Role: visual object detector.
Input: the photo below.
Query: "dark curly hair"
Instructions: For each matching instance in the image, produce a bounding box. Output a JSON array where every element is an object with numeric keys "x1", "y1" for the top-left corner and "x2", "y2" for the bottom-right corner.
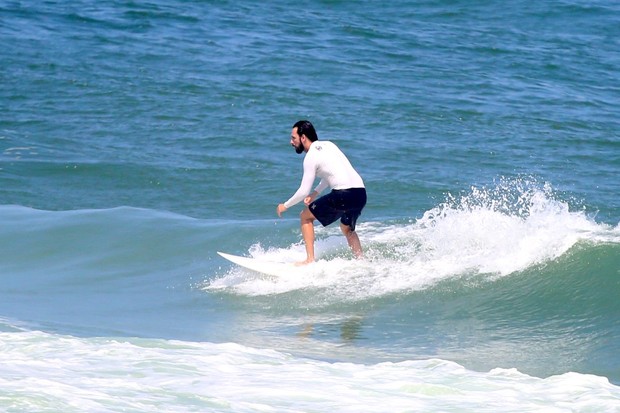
[{"x1": 293, "y1": 120, "x2": 318, "y2": 142}]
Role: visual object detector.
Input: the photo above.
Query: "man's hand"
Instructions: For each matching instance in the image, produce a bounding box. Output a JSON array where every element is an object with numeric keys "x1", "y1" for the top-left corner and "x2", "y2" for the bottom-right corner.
[
  {"x1": 277, "y1": 203, "x2": 287, "y2": 217},
  {"x1": 304, "y1": 191, "x2": 318, "y2": 206}
]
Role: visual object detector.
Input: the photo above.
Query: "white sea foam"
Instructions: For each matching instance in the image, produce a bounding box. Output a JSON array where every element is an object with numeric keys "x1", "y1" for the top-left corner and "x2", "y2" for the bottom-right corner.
[
  {"x1": 0, "y1": 329, "x2": 618, "y2": 413},
  {"x1": 207, "y1": 179, "x2": 616, "y2": 299}
]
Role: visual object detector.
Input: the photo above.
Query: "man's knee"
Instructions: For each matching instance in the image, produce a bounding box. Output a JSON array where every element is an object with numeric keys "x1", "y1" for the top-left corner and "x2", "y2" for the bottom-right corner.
[
  {"x1": 300, "y1": 208, "x2": 315, "y2": 223},
  {"x1": 340, "y1": 222, "x2": 354, "y2": 236}
]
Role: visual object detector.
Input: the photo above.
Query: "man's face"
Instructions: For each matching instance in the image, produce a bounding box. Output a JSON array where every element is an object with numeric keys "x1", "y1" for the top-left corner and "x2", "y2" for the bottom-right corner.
[{"x1": 290, "y1": 128, "x2": 304, "y2": 154}]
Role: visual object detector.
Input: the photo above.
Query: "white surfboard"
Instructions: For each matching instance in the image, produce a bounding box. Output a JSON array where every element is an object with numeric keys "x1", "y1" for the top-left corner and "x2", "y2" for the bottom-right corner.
[{"x1": 217, "y1": 251, "x2": 305, "y2": 277}]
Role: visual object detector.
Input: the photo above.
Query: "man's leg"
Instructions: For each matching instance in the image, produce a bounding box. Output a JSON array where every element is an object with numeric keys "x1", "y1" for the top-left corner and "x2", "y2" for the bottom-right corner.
[
  {"x1": 298, "y1": 207, "x2": 316, "y2": 265},
  {"x1": 340, "y1": 223, "x2": 363, "y2": 259}
]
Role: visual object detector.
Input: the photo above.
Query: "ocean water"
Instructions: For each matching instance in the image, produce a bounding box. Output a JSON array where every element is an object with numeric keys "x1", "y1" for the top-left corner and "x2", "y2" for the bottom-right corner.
[{"x1": 1, "y1": 0, "x2": 620, "y2": 411}]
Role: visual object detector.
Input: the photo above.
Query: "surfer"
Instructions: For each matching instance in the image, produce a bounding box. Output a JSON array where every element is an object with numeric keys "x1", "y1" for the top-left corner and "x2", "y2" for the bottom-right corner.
[{"x1": 277, "y1": 120, "x2": 367, "y2": 265}]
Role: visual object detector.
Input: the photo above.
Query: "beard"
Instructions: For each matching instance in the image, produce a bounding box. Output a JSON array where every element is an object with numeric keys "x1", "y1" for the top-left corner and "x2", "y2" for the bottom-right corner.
[{"x1": 294, "y1": 142, "x2": 304, "y2": 154}]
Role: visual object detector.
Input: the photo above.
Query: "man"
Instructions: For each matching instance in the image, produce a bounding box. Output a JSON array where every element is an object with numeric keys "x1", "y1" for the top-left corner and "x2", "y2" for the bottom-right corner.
[{"x1": 277, "y1": 120, "x2": 367, "y2": 265}]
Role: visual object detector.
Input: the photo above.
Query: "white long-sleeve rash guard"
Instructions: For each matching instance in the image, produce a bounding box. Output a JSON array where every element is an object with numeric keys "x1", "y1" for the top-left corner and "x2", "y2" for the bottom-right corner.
[{"x1": 283, "y1": 140, "x2": 365, "y2": 209}]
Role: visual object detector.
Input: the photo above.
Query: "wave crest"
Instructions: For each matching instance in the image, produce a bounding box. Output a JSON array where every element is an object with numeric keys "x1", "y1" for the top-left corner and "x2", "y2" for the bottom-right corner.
[{"x1": 209, "y1": 178, "x2": 616, "y2": 300}]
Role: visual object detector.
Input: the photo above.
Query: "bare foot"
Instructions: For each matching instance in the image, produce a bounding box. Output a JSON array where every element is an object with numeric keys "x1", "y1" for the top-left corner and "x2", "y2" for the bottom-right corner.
[{"x1": 294, "y1": 259, "x2": 314, "y2": 266}]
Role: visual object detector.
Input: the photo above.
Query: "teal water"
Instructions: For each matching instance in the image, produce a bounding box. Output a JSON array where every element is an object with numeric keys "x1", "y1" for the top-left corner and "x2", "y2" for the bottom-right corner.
[{"x1": 1, "y1": 1, "x2": 620, "y2": 411}]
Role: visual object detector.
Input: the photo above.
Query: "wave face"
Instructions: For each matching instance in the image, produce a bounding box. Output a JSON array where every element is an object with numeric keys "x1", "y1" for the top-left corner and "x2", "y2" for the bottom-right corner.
[{"x1": 0, "y1": 179, "x2": 618, "y2": 387}]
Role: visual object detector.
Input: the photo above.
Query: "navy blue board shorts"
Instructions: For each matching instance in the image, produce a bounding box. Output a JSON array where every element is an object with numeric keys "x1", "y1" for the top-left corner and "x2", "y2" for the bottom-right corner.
[{"x1": 309, "y1": 187, "x2": 367, "y2": 231}]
